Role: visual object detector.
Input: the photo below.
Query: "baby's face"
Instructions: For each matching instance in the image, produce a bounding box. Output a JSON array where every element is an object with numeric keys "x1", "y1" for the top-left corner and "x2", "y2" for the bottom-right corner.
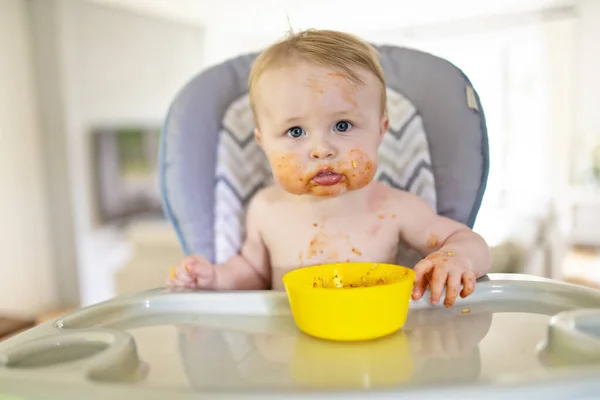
[{"x1": 253, "y1": 62, "x2": 388, "y2": 197}]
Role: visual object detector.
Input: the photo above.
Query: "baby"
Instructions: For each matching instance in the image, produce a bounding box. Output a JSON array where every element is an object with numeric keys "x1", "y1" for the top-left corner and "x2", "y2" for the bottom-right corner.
[{"x1": 168, "y1": 30, "x2": 491, "y2": 308}]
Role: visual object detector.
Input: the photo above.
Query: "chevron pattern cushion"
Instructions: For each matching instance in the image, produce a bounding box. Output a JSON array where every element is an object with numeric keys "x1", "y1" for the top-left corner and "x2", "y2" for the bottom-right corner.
[{"x1": 214, "y1": 88, "x2": 437, "y2": 264}]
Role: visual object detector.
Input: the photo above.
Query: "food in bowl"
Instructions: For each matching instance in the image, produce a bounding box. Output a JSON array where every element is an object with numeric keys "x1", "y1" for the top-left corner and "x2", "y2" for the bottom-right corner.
[{"x1": 312, "y1": 263, "x2": 399, "y2": 288}]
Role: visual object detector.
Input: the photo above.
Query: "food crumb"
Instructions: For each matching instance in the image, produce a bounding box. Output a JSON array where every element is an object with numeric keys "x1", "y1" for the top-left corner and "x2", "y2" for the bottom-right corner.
[
  {"x1": 352, "y1": 248, "x2": 362, "y2": 256},
  {"x1": 169, "y1": 266, "x2": 176, "y2": 279},
  {"x1": 313, "y1": 282, "x2": 318, "y2": 288},
  {"x1": 427, "y1": 233, "x2": 439, "y2": 249},
  {"x1": 351, "y1": 160, "x2": 357, "y2": 169},
  {"x1": 461, "y1": 307, "x2": 471, "y2": 314},
  {"x1": 332, "y1": 273, "x2": 343, "y2": 288},
  {"x1": 448, "y1": 251, "x2": 455, "y2": 256},
  {"x1": 313, "y1": 223, "x2": 317, "y2": 227},
  {"x1": 377, "y1": 214, "x2": 384, "y2": 219},
  {"x1": 392, "y1": 214, "x2": 396, "y2": 218}
]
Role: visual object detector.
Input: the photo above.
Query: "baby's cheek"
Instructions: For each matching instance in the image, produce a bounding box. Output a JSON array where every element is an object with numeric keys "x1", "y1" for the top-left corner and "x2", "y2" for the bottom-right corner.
[
  {"x1": 345, "y1": 149, "x2": 376, "y2": 190},
  {"x1": 269, "y1": 154, "x2": 309, "y2": 195}
]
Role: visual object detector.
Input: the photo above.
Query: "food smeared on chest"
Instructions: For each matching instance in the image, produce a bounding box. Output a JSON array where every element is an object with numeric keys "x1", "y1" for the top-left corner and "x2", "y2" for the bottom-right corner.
[
  {"x1": 307, "y1": 231, "x2": 329, "y2": 259},
  {"x1": 303, "y1": 218, "x2": 362, "y2": 264}
]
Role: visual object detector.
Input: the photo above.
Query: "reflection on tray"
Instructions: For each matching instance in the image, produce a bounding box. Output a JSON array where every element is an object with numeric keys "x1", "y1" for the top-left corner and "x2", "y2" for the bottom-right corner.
[{"x1": 175, "y1": 309, "x2": 493, "y2": 390}]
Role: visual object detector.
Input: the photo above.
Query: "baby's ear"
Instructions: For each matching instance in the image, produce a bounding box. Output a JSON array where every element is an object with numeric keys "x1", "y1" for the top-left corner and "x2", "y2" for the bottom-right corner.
[
  {"x1": 254, "y1": 127, "x2": 262, "y2": 146},
  {"x1": 379, "y1": 115, "x2": 389, "y2": 143}
]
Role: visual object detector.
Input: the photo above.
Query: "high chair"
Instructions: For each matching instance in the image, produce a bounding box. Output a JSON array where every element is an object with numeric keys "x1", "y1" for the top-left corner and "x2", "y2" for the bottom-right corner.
[{"x1": 158, "y1": 45, "x2": 489, "y2": 266}]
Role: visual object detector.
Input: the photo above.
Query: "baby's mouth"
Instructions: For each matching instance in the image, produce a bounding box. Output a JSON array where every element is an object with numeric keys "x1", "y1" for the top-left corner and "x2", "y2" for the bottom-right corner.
[{"x1": 311, "y1": 169, "x2": 343, "y2": 186}]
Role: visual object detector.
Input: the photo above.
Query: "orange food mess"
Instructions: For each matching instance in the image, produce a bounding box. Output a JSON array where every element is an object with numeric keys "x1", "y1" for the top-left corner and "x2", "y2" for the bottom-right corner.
[
  {"x1": 326, "y1": 72, "x2": 359, "y2": 108},
  {"x1": 352, "y1": 248, "x2": 362, "y2": 256},
  {"x1": 327, "y1": 250, "x2": 339, "y2": 261},
  {"x1": 427, "y1": 233, "x2": 439, "y2": 249},
  {"x1": 307, "y1": 231, "x2": 331, "y2": 260},
  {"x1": 305, "y1": 77, "x2": 325, "y2": 95},
  {"x1": 311, "y1": 264, "x2": 406, "y2": 289},
  {"x1": 269, "y1": 149, "x2": 376, "y2": 197}
]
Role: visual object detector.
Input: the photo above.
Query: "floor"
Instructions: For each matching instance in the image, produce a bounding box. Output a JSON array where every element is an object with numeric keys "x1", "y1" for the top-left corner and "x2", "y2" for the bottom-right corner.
[{"x1": 561, "y1": 246, "x2": 600, "y2": 289}]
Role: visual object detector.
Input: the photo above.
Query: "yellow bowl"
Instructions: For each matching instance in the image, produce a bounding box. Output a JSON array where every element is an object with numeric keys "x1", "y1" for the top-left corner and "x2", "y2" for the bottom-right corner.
[{"x1": 282, "y1": 262, "x2": 415, "y2": 341}]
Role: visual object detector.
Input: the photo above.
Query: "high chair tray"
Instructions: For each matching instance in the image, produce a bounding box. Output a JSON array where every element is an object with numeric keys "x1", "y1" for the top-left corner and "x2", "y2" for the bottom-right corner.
[{"x1": 1, "y1": 274, "x2": 600, "y2": 399}]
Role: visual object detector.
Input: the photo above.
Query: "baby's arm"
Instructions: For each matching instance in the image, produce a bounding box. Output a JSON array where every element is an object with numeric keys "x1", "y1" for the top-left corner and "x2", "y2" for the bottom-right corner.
[
  {"x1": 168, "y1": 193, "x2": 271, "y2": 291},
  {"x1": 398, "y1": 193, "x2": 491, "y2": 307}
]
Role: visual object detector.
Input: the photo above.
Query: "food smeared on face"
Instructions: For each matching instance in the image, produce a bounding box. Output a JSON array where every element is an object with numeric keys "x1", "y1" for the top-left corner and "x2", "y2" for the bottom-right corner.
[{"x1": 269, "y1": 149, "x2": 375, "y2": 197}]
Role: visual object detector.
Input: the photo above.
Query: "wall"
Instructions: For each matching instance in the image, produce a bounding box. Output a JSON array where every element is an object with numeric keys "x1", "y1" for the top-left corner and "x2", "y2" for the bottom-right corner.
[
  {"x1": 0, "y1": 0, "x2": 57, "y2": 315},
  {"x1": 573, "y1": 0, "x2": 600, "y2": 179},
  {"x1": 29, "y1": 0, "x2": 204, "y2": 307}
]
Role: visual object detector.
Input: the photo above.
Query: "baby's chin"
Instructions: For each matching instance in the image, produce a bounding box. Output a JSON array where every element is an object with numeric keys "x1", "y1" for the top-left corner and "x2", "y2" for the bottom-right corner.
[{"x1": 278, "y1": 177, "x2": 373, "y2": 199}]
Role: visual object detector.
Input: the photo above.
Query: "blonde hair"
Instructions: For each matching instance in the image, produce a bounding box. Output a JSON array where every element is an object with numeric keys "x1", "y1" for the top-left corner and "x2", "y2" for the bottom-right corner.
[{"x1": 248, "y1": 29, "x2": 387, "y2": 116}]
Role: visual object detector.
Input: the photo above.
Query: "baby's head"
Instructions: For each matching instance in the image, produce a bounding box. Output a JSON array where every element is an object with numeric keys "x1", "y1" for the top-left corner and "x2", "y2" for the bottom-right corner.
[{"x1": 249, "y1": 29, "x2": 389, "y2": 198}]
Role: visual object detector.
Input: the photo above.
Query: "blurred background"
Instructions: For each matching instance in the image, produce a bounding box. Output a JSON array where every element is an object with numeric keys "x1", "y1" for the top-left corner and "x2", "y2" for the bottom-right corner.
[{"x1": 1, "y1": 0, "x2": 599, "y2": 331}]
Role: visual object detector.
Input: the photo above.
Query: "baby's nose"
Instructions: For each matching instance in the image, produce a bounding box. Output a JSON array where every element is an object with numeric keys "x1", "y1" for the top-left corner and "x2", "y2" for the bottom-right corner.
[
  {"x1": 309, "y1": 139, "x2": 337, "y2": 160},
  {"x1": 310, "y1": 147, "x2": 336, "y2": 160}
]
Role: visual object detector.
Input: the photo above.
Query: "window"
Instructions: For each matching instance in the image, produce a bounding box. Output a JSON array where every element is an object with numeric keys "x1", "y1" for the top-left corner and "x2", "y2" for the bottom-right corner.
[{"x1": 383, "y1": 18, "x2": 574, "y2": 245}]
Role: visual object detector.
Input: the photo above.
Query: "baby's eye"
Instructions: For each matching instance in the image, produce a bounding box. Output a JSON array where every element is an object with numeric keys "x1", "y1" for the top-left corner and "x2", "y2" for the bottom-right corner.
[
  {"x1": 334, "y1": 120, "x2": 352, "y2": 133},
  {"x1": 286, "y1": 126, "x2": 305, "y2": 138}
]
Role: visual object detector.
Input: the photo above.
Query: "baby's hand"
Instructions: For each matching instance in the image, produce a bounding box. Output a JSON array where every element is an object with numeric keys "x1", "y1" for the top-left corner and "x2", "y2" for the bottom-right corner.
[
  {"x1": 412, "y1": 251, "x2": 476, "y2": 308},
  {"x1": 167, "y1": 255, "x2": 216, "y2": 290}
]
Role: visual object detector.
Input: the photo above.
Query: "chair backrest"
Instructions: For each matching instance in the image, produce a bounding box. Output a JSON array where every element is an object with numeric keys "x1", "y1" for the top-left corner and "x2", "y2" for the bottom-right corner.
[{"x1": 159, "y1": 45, "x2": 489, "y2": 265}]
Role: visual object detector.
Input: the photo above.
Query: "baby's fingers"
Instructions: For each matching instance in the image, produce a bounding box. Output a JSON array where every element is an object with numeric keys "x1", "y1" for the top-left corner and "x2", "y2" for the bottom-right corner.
[
  {"x1": 429, "y1": 267, "x2": 448, "y2": 305},
  {"x1": 460, "y1": 271, "x2": 477, "y2": 298},
  {"x1": 412, "y1": 259, "x2": 434, "y2": 300},
  {"x1": 167, "y1": 266, "x2": 184, "y2": 289},
  {"x1": 167, "y1": 264, "x2": 195, "y2": 289},
  {"x1": 443, "y1": 272, "x2": 462, "y2": 308}
]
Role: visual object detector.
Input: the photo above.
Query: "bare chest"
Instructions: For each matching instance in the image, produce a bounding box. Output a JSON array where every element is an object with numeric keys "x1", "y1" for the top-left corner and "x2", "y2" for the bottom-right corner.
[{"x1": 261, "y1": 211, "x2": 401, "y2": 288}]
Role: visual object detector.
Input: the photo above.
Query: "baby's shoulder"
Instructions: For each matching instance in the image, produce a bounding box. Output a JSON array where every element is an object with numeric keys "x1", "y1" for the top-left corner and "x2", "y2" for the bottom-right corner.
[
  {"x1": 372, "y1": 182, "x2": 433, "y2": 213},
  {"x1": 246, "y1": 184, "x2": 286, "y2": 212},
  {"x1": 372, "y1": 181, "x2": 418, "y2": 203}
]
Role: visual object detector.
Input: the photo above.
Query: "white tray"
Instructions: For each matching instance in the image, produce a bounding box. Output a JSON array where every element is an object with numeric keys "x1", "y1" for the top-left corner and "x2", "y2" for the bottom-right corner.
[{"x1": 1, "y1": 274, "x2": 600, "y2": 399}]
